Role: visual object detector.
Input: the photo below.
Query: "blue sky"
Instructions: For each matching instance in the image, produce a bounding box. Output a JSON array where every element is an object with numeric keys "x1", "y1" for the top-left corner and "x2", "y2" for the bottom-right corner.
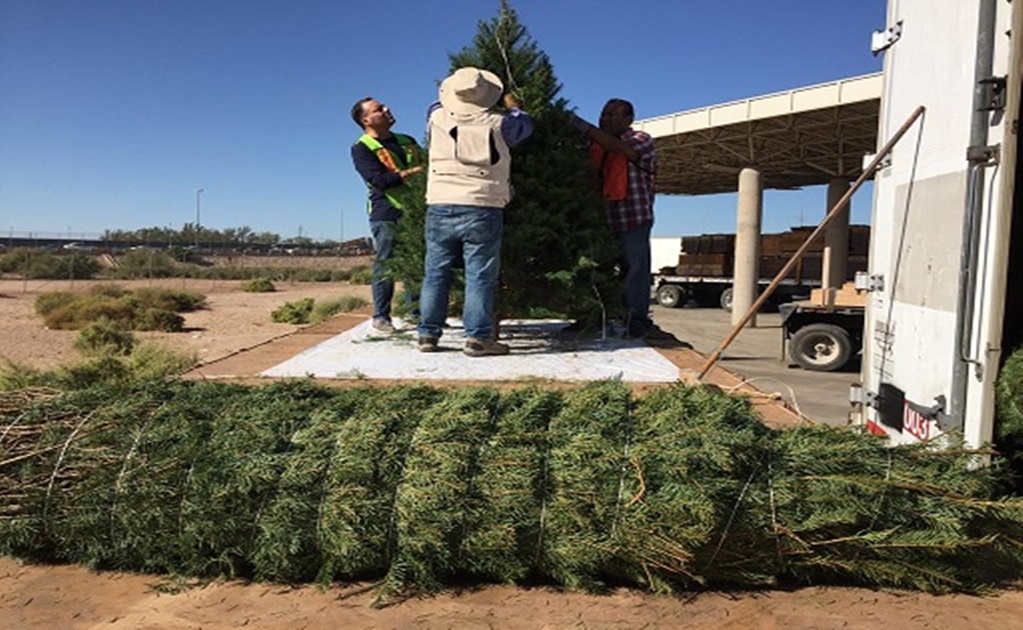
[{"x1": 0, "y1": 0, "x2": 886, "y2": 242}]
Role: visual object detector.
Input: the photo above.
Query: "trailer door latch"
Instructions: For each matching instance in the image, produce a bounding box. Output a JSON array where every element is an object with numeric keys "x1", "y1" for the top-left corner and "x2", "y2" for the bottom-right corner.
[{"x1": 907, "y1": 395, "x2": 954, "y2": 430}]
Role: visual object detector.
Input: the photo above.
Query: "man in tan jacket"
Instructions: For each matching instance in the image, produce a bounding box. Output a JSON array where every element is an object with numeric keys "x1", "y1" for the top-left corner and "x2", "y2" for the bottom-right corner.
[{"x1": 416, "y1": 67, "x2": 533, "y2": 356}]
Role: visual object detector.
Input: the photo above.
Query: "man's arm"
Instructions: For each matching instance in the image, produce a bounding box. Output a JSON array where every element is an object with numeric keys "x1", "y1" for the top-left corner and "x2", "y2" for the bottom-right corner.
[
  {"x1": 500, "y1": 94, "x2": 534, "y2": 147},
  {"x1": 568, "y1": 113, "x2": 640, "y2": 161},
  {"x1": 351, "y1": 142, "x2": 420, "y2": 190}
]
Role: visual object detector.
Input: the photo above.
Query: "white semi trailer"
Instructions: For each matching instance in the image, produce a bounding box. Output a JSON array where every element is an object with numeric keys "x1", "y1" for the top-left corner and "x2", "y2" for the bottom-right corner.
[{"x1": 855, "y1": 0, "x2": 1023, "y2": 448}]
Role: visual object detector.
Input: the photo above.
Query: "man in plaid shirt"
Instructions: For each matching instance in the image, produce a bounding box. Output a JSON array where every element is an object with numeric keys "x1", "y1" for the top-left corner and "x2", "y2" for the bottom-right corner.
[{"x1": 572, "y1": 98, "x2": 657, "y2": 337}]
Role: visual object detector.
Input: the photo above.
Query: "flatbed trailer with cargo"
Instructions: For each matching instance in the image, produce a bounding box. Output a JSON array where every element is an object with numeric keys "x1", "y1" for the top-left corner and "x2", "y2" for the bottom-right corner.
[
  {"x1": 653, "y1": 225, "x2": 869, "y2": 311},
  {"x1": 654, "y1": 274, "x2": 816, "y2": 311}
]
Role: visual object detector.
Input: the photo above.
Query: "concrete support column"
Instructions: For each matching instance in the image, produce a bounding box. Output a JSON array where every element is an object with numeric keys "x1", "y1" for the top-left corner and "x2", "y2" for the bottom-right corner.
[
  {"x1": 733, "y1": 167, "x2": 763, "y2": 326},
  {"x1": 822, "y1": 178, "x2": 851, "y2": 290}
]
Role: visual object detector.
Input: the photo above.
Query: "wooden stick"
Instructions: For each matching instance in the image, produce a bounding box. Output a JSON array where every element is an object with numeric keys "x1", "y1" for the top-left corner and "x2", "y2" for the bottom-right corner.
[{"x1": 696, "y1": 105, "x2": 926, "y2": 381}]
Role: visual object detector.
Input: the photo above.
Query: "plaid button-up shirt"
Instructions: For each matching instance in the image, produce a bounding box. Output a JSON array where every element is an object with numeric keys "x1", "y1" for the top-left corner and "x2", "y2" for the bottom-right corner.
[{"x1": 606, "y1": 129, "x2": 655, "y2": 233}]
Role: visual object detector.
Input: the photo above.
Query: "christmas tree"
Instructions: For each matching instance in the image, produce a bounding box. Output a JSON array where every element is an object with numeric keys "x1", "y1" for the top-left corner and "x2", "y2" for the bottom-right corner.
[{"x1": 390, "y1": 1, "x2": 622, "y2": 328}]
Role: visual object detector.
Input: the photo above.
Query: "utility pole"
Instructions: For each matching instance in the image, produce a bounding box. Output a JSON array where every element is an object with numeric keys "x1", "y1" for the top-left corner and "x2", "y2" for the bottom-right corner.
[{"x1": 194, "y1": 188, "x2": 204, "y2": 247}]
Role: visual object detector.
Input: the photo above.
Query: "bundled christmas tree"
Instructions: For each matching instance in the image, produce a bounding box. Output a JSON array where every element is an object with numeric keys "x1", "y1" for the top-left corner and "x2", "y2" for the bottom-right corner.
[
  {"x1": 4, "y1": 379, "x2": 1023, "y2": 602},
  {"x1": 390, "y1": 1, "x2": 622, "y2": 327},
  {"x1": 996, "y1": 346, "x2": 1023, "y2": 491}
]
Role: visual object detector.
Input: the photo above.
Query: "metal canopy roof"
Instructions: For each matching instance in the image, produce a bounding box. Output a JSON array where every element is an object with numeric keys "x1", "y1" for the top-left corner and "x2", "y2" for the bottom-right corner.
[{"x1": 633, "y1": 73, "x2": 882, "y2": 195}]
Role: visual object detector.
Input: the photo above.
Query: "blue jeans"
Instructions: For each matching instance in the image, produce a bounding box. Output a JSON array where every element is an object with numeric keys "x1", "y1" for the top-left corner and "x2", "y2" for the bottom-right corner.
[
  {"x1": 418, "y1": 204, "x2": 503, "y2": 340},
  {"x1": 370, "y1": 220, "x2": 397, "y2": 323},
  {"x1": 616, "y1": 223, "x2": 653, "y2": 334}
]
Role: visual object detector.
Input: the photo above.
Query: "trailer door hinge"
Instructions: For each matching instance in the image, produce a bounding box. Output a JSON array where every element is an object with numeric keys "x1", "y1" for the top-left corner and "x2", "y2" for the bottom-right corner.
[
  {"x1": 871, "y1": 21, "x2": 903, "y2": 55},
  {"x1": 863, "y1": 152, "x2": 892, "y2": 172},
  {"x1": 850, "y1": 383, "x2": 878, "y2": 407},
  {"x1": 978, "y1": 76, "x2": 1008, "y2": 113},
  {"x1": 854, "y1": 272, "x2": 884, "y2": 293}
]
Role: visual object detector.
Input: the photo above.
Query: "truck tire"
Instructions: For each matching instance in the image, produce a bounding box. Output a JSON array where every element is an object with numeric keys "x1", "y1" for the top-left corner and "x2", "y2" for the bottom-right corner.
[
  {"x1": 656, "y1": 284, "x2": 685, "y2": 308},
  {"x1": 789, "y1": 323, "x2": 853, "y2": 372},
  {"x1": 719, "y1": 287, "x2": 734, "y2": 311}
]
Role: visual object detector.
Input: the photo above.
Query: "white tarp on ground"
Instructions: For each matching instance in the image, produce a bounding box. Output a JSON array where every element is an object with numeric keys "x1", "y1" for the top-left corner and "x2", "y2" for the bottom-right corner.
[{"x1": 261, "y1": 318, "x2": 680, "y2": 382}]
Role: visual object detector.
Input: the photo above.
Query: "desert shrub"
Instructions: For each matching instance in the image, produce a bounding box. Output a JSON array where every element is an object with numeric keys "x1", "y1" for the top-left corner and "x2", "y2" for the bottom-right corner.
[
  {"x1": 243, "y1": 277, "x2": 276, "y2": 293},
  {"x1": 291, "y1": 269, "x2": 337, "y2": 282},
  {"x1": 19, "y1": 254, "x2": 63, "y2": 279},
  {"x1": 194, "y1": 266, "x2": 264, "y2": 280},
  {"x1": 132, "y1": 287, "x2": 205, "y2": 312},
  {"x1": 135, "y1": 308, "x2": 185, "y2": 332},
  {"x1": 33, "y1": 287, "x2": 205, "y2": 330},
  {"x1": 34, "y1": 292, "x2": 77, "y2": 317},
  {"x1": 87, "y1": 283, "x2": 131, "y2": 299},
  {"x1": 0, "y1": 360, "x2": 51, "y2": 390},
  {"x1": 21, "y1": 253, "x2": 100, "y2": 280},
  {"x1": 74, "y1": 319, "x2": 136, "y2": 356},
  {"x1": 126, "y1": 342, "x2": 198, "y2": 379},
  {"x1": 0, "y1": 345, "x2": 195, "y2": 394},
  {"x1": 191, "y1": 266, "x2": 339, "y2": 281},
  {"x1": 271, "y1": 298, "x2": 315, "y2": 324},
  {"x1": 346, "y1": 265, "x2": 372, "y2": 285},
  {"x1": 0, "y1": 248, "x2": 35, "y2": 273},
  {"x1": 42, "y1": 296, "x2": 136, "y2": 330},
  {"x1": 55, "y1": 355, "x2": 132, "y2": 388},
  {"x1": 310, "y1": 296, "x2": 368, "y2": 323},
  {"x1": 116, "y1": 248, "x2": 179, "y2": 278},
  {"x1": 76, "y1": 297, "x2": 137, "y2": 325},
  {"x1": 0, "y1": 341, "x2": 195, "y2": 392}
]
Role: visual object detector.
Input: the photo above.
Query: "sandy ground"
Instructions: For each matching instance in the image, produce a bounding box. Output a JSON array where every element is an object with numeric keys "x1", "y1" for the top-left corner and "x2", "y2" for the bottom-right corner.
[
  {"x1": 0, "y1": 277, "x2": 373, "y2": 371},
  {"x1": 1, "y1": 277, "x2": 1022, "y2": 628},
  {"x1": 2, "y1": 556, "x2": 1021, "y2": 630}
]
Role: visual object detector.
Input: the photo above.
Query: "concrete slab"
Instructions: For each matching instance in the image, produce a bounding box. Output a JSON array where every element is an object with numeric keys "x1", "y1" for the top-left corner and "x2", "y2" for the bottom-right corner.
[
  {"x1": 651, "y1": 304, "x2": 858, "y2": 427},
  {"x1": 260, "y1": 319, "x2": 680, "y2": 383}
]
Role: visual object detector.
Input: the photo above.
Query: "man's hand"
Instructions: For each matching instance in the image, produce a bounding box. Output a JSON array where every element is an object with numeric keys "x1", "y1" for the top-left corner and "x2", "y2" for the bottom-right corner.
[
  {"x1": 400, "y1": 165, "x2": 424, "y2": 179},
  {"x1": 503, "y1": 93, "x2": 522, "y2": 110}
]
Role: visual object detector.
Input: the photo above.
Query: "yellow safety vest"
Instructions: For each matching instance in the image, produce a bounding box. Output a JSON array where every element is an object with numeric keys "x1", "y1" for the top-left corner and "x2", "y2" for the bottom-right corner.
[{"x1": 356, "y1": 133, "x2": 422, "y2": 211}]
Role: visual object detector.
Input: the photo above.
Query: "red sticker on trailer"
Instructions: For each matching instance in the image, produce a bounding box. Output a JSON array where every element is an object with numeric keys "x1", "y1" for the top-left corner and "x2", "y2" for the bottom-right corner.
[
  {"x1": 903, "y1": 403, "x2": 930, "y2": 441},
  {"x1": 866, "y1": 420, "x2": 888, "y2": 436}
]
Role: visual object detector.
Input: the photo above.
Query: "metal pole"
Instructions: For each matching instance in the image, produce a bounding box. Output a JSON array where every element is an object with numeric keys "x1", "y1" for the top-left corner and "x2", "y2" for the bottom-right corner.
[
  {"x1": 950, "y1": 0, "x2": 999, "y2": 429},
  {"x1": 695, "y1": 105, "x2": 927, "y2": 381},
  {"x1": 194, "y1": 188, "x2": 204, "y2": 248}
]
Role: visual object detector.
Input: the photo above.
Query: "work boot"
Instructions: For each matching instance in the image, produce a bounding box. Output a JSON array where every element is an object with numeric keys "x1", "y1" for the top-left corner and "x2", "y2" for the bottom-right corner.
[
  {"x1": 417, "y1": 336, "x2": 439, "y2": 352},
  {"x1": 463, "y1": 337, "x2": 510, "y2": 357}
]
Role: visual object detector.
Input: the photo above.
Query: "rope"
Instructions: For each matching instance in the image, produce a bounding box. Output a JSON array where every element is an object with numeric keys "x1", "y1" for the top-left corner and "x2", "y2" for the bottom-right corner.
[
  {"x1": 43, "y1": 410, "x2": 97, "y2": 521},
  {"x1": 109, "y1": 410, "x2": 160, "y2": 531},
  {"x1": 314, "y1": 425, "x2": 348, "y2": 559},
  {"x1": 611, "y1": 424, "x2": 634, "y2": 538},
  {"x1": 767, "y1": 453, "x2": 781, "y2": 560},
  {"x1": 492, "y1": 12, "x2": 522, "y2": 101},
  {"x1": 701, "y1": 466, "x2": 757, "y2": 574},
  {"x1": 535, "y1": 403, "x2": 557, "y2": 567},
  {"x1": 726, "y1": 376, "x2": 805, "y2": 419}
]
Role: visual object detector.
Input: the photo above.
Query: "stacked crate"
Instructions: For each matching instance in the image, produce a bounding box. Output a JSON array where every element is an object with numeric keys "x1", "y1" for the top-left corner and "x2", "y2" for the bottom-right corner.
[{"x1": 673, "y1": 225, "x2": 870, "y2": 281}]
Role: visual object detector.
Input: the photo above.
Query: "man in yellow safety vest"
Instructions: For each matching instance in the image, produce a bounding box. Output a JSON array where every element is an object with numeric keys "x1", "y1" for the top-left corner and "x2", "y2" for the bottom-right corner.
[{"x1": 350, "y1": 97, "x2": 424, "y2": 333}]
